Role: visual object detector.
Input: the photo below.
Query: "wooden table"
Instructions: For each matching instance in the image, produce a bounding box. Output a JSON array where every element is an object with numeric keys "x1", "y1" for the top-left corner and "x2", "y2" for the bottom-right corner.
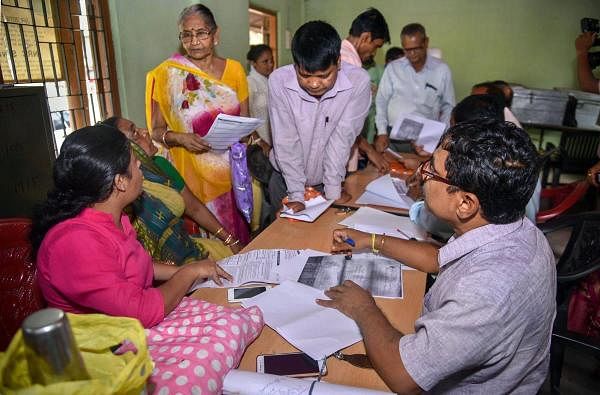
[{"x1": 192, "y1": 208, "x2": 426, "y2": 391}]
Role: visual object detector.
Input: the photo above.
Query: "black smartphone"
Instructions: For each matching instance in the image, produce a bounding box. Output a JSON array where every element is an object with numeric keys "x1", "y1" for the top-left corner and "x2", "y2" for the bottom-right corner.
[
  {"x1": 227, "y1": 286, "x2": 270, "y2": 302},
  {"x1": 256, "y1": 352, "x2": 325, "y2": 377}
]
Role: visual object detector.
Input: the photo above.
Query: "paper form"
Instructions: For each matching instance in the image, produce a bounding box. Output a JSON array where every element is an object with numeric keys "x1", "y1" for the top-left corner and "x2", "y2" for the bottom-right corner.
[
  {"x1": 280, "y1": 196, "x2": 334, "y2": 222},
  {"x1": 203, "y1": 113, "x2": 264, "y2": 150},
  {"x1": 390, "y1": 113, "x2": 446, "y2": 153},
  {"x1": 355, "y1": 174, "x2": 414, "y2": 209},
  {"x1": 339, "y1": 206, "x2": 428, "y2": 241}
]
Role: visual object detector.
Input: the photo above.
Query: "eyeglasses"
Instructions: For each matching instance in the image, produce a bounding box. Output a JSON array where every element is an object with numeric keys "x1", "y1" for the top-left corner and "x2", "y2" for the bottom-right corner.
[
  {"x1": 417, "y1": 159, "x2": 454, "y2": 186},
  {"x1": 403, "y1": 46, "x2": 425, "y2": 54},
  {"x1": 179, "y1": 29, "x2": 213, "y2": 43}
]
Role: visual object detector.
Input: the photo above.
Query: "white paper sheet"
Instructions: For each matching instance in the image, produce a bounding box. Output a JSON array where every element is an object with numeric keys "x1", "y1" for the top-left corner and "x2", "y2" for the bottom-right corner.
[
  {"x1": 203, "y1": 113, "x2": 264, "y2": 150},
  {"x1": 355, "y1": 174, "x2": 414, "y2": 210},
  {"x1": 188, "y1": 249, "x2": 302, "y2": 292},
  {"x1": 389, "y1": 113, "x2": 446, "y2": 153},
  {"x1": 223, "y1": 370, "x2": 393, "y2": 394},
  {"x1": 280, "y1": 196, "x2": 334, "y2": 222},
  {"x1": 339, "y1": 206, "x2": 428, "y2": 241},
  {"x1": 242, "y1": 281, "x2": 362, "y2": 360}
]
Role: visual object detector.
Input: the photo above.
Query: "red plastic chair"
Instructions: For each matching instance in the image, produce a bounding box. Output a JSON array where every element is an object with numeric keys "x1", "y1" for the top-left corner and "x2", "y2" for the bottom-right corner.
[
  {"x1": 0, "y1": 218, "x2": 46, "y2": 350},
  {"x1": 536, "y1": 181, "x2": 590, "y2": 224}
]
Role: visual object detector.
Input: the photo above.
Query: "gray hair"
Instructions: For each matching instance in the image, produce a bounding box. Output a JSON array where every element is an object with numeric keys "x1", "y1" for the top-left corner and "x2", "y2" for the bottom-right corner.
[{"x1": 178, "y1": 4, "x2": 217, "y2": 30}]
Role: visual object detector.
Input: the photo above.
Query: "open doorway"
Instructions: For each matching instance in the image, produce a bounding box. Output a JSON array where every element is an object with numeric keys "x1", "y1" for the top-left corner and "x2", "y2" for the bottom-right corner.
[{"x1": 249, "y1": 6, "x2": 277, "y2": 67}]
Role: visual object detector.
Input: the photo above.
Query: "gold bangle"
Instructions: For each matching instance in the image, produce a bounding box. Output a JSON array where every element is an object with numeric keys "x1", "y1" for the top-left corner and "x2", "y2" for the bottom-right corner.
[
  {"x1": 161, "y1": 130, "x2": 171, "y2": 148},
  {"x1": 162, "y1": 260, "x2": 176, "y2": 266},
  {"x1": 215, "y1": 227, "x2": 225, "y2": 237},
  {"x1": 224, "y1": 234, "x2": 233, "y2": 245},
  {"x1": 380, "y1": 234, "x2": 386, "y2": 253},
  {"x1": 371, "y1": 233, "x2": 379, "y2": 254},
  {"x1": 229, "y1": 239, "x2": 240, "y2": 247}
]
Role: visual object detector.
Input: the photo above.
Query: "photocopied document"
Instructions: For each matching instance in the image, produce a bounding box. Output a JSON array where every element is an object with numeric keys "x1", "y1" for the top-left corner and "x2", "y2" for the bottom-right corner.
[
  {"x1": 298, "y1": 253, "x2": 404, "y2": 299},
  {"x1": 390, "y1": 113, "x2": 446, "y2": 153},
  {"x1": 188, "y1": 249, "x2": 303, "y2": 292},
  {"x1": 223, "y1": 370, "x2": 393, "y2": 394},
  {"x1": 242, "y1": 281, "x2": 362, "y2": 360},
  {"x1": 339, "y1": 206, "x2": 428, "y2": 241},
  {"x1": 355, "y1": 174, "x2": 414, "y2": 209},
  {"x1": 203, "y1": 113, "x2": 264, "y2": 150},
  {"x1": 280, "y1": 195, "x2": 334, "y2": 222}
]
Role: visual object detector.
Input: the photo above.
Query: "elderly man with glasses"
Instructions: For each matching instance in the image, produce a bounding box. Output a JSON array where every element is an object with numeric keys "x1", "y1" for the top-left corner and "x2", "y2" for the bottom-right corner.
[
  {"x1": 374, "y1": 23, "x2": 455, "y2": 154},
  {"x1": 319, "y1": 119, "x2": 556, "y2": 394}
]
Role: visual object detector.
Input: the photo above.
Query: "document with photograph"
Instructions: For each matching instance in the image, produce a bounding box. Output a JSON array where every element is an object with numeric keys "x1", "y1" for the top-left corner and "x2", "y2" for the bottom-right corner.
[
  {"x1": 390, "y1": 113, "x2": 446, "y2": 153},
  {"x1": 298, "y1": 253, "x2": 404, "y2": 299},
  {"x1": 203, "y1": 113, "x2": 264, "y2": 150},
  {"x1": 355, "y1": 174, "x2": 414, "y2": 209}
]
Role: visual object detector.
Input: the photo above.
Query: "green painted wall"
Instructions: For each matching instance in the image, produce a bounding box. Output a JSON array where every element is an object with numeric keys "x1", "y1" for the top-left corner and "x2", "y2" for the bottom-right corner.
[
  {"x1": 305, "y1": 0, "x2": 600, "y2": 101},
  {"x1": 109, "y1": 0, "x2": 302, "y2": 127}
]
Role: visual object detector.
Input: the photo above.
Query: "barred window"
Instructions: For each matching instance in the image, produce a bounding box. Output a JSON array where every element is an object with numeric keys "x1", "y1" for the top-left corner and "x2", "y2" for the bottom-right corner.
[{"x1": 1, "y1": 0, "x2": 120, "y2": 155}]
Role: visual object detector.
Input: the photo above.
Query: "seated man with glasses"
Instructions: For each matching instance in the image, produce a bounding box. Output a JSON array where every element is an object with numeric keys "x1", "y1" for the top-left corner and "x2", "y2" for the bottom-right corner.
[
  {"x1": 320, "y1": 119, "x2": 556, "y2": 393},
  {"x1": 374, "y1": 23, "x2": 455, "y2": 154}
]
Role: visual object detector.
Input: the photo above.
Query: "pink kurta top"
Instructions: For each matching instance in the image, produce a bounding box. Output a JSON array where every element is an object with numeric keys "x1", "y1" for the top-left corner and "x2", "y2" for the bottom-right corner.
[{"x1": 37, "y1": 208, "x2": 165, "y2": 327}]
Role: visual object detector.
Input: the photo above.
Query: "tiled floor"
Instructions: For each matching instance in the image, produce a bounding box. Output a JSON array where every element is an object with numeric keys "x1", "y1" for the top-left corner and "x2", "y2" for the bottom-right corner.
[{"x1": 539, "y1": 349, "x2": 600, "y2": 394}]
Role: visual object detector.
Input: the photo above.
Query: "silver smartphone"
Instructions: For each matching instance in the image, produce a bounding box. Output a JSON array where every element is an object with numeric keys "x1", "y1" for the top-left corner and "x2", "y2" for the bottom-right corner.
[{"x1": 256, "y1": 352, "x2": 325, "y2": 378}]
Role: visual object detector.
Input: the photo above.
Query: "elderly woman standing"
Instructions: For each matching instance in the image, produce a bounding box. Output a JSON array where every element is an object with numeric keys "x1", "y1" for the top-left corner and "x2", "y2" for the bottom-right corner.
[{"x1": 146, "y1": 4, "x2": 250, "y2": 246}]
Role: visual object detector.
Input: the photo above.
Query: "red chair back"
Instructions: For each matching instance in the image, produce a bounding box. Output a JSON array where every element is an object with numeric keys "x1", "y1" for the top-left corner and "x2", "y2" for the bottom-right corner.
[
  {"x1": 0, "y1": 218, "x2": 45, "y2": 350},
  {"x1": 536, "y1": 181, "x2": 590, "y2": 224}
]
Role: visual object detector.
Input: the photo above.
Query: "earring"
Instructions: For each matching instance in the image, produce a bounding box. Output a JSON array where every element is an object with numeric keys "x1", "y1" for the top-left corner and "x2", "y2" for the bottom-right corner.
[{"x1": 214, "y1": 40, "x2": 219, "y2": 46}]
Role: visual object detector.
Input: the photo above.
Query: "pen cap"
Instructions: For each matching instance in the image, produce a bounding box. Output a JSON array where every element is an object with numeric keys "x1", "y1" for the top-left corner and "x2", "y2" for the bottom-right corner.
[{"x1": 22, "y1": 308, "x2": 90, "y2": 385}]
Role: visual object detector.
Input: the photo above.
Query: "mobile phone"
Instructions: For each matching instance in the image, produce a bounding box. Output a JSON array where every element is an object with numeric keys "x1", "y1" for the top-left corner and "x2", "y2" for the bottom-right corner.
[
  {"x1": 256, "y1": 352, "x2": 325, "y2": 378},
  {"x1": 227, "y1": 286, "x2": 271, "y2": 303}
]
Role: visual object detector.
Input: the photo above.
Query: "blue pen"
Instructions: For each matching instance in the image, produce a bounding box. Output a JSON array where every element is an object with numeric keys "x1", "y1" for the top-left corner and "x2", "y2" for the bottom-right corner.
[{"x1": 345, "y1": 237, "x2": 356, "y2": 247}]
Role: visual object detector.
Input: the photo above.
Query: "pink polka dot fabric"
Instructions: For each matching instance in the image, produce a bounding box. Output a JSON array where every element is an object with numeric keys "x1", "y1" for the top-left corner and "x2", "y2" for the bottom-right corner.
[{"x1": 146, "y1": 297, "x2": 263, "y2": 394}]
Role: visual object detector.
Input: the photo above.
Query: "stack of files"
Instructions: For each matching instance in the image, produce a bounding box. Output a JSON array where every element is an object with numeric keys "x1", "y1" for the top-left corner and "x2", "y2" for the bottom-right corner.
[
  {"x1": 339, "y1": 206, "x2": 427, "y2": 241},
  {"x1": 280, "y1": 195, "x2": 334, "y2": 222},
  {"x1": 355, "y1": 174, "x2": 414, "y2": 210},
  {"x1": 242, "y1": 280, "x2": 362, "y2": 360}
]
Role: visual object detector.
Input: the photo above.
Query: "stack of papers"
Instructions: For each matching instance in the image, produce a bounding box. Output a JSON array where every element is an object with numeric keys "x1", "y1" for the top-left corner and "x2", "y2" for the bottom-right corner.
[
  {"x1": 355, "y1": 174, "x2": 414, "y2": 209},
  {"x1": 339, "y1": 206, "x2": 428, "y2": 240},
  {"x1": 390, "y1": 113, "x2": 446, "y2": 154},
  {"x1": 188, "y1": 249, "x2": 330, "y2": 292},
  {"x1": 203, "y1": 113, "x2": 264, "y2": 150},
  {"x1": 242, "y1": 281, "x2": 362, "y2": 360},
  {"x1": 280, "y1": 195, "x2": 334, "y2": 222}
]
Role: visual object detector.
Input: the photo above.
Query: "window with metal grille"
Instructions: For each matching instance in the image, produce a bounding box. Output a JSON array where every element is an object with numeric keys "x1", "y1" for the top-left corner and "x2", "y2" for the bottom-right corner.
[{"x1": 1, "y1": 0, "x2": 120, "y2": 155}]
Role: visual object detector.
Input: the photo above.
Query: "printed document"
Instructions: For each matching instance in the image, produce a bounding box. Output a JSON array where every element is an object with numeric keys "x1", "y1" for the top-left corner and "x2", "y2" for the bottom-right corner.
[
  {"x1": 339, "y1": 206, "x2": 428, "y2": 241},
  {"x1": 390, "y1": 113, "x2": 446, "y2": 153},
  {"x1": 188, "y1": 249, "x2": 329, "y2": 292},
  {"x1": 189, "y1": 249, "x2": 302, "y2": 291},
  {"x1": 280, "y1": 195, "x2": 334, "y2": 222},
  {"x1": 355, "y1": 174, "x2": 414, "y2": 209},
  {"x1": 242, "y1": 281, "x2": 362, "y2": 360},
  {"x1": 203, "y1": 113, "x2": 264, "y2": 150},
  {"x1": 297, "y1": 253, "x2": 404, "y2": 298}
]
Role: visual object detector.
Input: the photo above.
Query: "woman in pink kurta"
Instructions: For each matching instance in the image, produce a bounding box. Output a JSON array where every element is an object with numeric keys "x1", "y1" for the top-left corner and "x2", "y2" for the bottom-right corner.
[{"x1": 32, "y1": 125, "x2": 263, "y2": 394}]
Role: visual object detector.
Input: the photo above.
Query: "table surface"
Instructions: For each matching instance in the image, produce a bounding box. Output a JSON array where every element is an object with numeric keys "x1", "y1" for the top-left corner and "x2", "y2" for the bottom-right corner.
[{"x1": 192, "y1": 206, "x2": 426, "y2": 391}]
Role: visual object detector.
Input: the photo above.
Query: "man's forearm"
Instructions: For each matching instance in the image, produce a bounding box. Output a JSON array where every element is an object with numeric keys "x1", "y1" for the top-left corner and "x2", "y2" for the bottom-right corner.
[{"x1": 356, "y1": 305, "x2": 420, "y2": 394}]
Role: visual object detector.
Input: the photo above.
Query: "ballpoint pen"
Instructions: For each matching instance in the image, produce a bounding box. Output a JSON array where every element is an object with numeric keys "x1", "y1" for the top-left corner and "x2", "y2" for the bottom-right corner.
[{"x1": 344, "y1": 237, "x2": 356, "y2": 247}]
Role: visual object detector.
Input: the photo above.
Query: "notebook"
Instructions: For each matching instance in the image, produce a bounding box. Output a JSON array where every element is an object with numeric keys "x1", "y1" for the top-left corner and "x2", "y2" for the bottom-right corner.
[{"x1": 280, "y1": 195, "x2": 334, "y2": 222}]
